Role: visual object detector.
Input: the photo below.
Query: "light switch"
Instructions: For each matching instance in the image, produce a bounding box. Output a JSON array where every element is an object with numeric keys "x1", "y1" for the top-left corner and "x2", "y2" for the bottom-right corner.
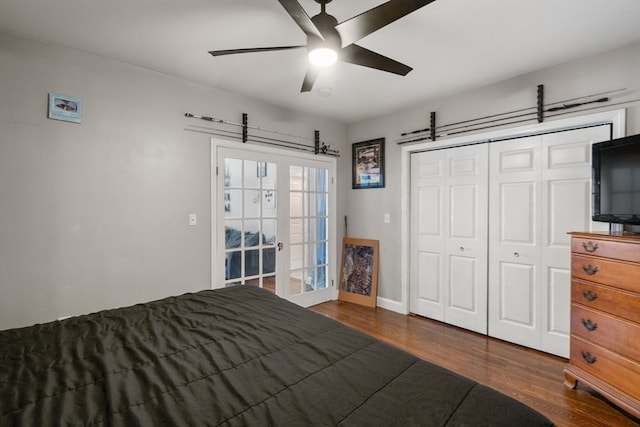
[
  {"x1": 384, "y1": 213, "x2": 391, "y2": 223},
  {"x1": 188, "y1": 213, "x2": 197, "y2": 226}
]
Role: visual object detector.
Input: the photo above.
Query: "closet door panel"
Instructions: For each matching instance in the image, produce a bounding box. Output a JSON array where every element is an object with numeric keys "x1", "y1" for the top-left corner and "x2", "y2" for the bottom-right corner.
[
  {"x1": 444, "y1": 145, "x2": 488, "y2": 333},
  {"x1": 499, "y1": 261, "x2": 535, "y2": 327},
  {"x1": 418, "y1": 186, "x2": 441, "y2": 236},
  {"x1": 547, "y1": 179, "x2": 591, "y2": 249},
  {"x1": 489, "y1": 136, "x2": 542, "y2": 348},
  {"x1": 411, "y1": 152, "x2": 446, "y2": 320},
  {"x1": 450, "y1": 185, "x2": 476, "y2": 238},
  {"x1": 540, "y1": 126, "x2": 611, "y2": 356},
  {"x1": 411, "y1": 145, "x2": 488, "y2": 334},
  {"x1": 498, "y1": 182, "x2": 536, "y2": 244},
  {"x1": 546, "y1": 266, "x2": 570, "y2": 341},
  {"x1": 448, "y1": 255, "x2": 477, "y2": 311},
  {"x1": 417, "y1": 251, "x2": 441, "y2": 303}
]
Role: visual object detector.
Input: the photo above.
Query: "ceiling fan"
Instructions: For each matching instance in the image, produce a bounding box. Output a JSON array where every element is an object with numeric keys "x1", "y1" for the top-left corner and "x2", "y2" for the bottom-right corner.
[{"x1": 209, "y1": 0, "x2": 436, "y2": 92}]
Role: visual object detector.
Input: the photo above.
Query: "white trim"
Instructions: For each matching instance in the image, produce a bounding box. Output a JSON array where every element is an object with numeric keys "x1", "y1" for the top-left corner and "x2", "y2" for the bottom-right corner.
[
  {"x1": 399, "y1": 109, "x2": 626, "y2": 314},
  {"x1": 376, "y1": 296, "x2": 405, "y2": 313},
  {"x1": 211, "y1": 141, "x2": 217, "y2": 289}
]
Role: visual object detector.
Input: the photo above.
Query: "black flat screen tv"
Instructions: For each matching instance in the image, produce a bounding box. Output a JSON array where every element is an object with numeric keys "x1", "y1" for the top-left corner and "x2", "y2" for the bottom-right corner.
[{"x1": 592, "y1": 133, "x2": 640, "y2": 225}]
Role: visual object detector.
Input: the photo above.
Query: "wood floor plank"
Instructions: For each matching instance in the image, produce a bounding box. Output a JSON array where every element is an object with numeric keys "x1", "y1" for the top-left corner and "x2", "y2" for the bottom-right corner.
[{"x1": 310, "y1": 300, "x2": 640, "y2": 427}]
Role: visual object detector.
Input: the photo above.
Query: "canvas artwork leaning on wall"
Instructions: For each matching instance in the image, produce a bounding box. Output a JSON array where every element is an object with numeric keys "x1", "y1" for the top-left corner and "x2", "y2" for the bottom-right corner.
[{"x1": 338, "y1": 237, "x2": 379, "y2": 307}]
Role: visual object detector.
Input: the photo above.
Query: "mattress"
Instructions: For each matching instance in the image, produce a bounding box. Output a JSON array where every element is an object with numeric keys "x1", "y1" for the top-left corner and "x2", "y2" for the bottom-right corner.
[{"x1": 0, "y1": 285, "x2": 554, "y2": 426}]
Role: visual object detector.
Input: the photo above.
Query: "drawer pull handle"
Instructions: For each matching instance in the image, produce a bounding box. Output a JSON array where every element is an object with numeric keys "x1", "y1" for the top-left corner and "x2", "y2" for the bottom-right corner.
[
  {"x1": 581, "y1": 264, "x2": 598, "y2": 275},
  {"x1": 581, "y1": 319, "x2": 598, "y2": 331},
  {"x1": 581, "y1": 241, "x2": 599, "y2": 253},
  {"x1": 581, "y1": 290, "x2": 598, "y2": 301},
  {"x1": 581, "y1": 351, "x2": 597, "y2": 364}
]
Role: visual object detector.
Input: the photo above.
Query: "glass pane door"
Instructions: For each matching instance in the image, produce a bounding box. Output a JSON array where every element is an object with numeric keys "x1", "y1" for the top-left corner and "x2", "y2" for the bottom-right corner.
[
  {"x1": 223, "y1": 156, "x2": 278, "y2": 292},
  {"x1": 286, "y1": 164, "x2": 331, "y2": 306},
  {"x1": 215, "y1": 143, "x2": 335, "y2": 307}
]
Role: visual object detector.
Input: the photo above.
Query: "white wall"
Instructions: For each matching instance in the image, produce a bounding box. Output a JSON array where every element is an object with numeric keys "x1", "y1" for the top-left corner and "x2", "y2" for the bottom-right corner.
[
  {"x1": 0, "y1": 32, "x2": 347, "y2": 330},
  {"x1": 345, "y1": 42, "x2": 640, "y2": 304}
]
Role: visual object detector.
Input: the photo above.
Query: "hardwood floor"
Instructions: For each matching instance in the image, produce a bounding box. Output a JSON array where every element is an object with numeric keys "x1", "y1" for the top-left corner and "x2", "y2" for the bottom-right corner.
[{"x1": 310, "y1": 300, "x2": 640, "y2": 427}]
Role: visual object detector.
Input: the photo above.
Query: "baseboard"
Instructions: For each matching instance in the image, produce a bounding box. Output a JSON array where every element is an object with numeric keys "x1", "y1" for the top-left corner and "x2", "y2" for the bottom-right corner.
[{"x1": 376, "y1": 296, "x2": 407, "y2": 314}]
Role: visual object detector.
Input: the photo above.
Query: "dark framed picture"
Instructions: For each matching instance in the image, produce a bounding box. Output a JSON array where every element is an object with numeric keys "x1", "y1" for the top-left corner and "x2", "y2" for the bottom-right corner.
[
  {"x1": 338, "y1": 237, "x2": 379, "y2": 307},
  {"x1": 352, "y1": 138, "x2": 384, "y2": 189},
  {"x1": 48, "y1": 93, "x2": 82, "y2": 123}
]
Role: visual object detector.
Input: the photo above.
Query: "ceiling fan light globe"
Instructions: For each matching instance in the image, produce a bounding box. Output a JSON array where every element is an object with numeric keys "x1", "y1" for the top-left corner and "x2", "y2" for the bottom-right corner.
[{"x1": 308, "y1": 47, "x2": 337, "y2": 67}]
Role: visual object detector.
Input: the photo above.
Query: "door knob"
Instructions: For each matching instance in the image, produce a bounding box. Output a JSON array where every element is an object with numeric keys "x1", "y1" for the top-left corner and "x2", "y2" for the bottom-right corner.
[{"x1": 277, "y1": 242, "x2": 284, "y2": 251}]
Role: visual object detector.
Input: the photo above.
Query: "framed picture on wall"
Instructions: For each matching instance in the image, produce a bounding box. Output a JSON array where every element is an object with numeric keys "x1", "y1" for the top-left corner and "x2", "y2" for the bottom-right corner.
[
  {"x1": 48, "y1": 93, "x2": 82, "y2": 123},
  {"x1": 352, "y1": 138, "x2": 385, "y2": 189},
  {"x1": 338, "y1": 237, "x2": 379, "y2": 307}
]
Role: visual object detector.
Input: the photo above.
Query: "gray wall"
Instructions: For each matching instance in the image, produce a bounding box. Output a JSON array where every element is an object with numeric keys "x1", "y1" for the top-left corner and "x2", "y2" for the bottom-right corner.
[
  {"x1": 0, "y1": 32, "x2": 347, "y2": 330},
  {"x1": 2, "y1": 30, "x2": 639, "y2": 329},
  {"x1": 345, "y1": 42, "x2": 640, "y2": 304}
]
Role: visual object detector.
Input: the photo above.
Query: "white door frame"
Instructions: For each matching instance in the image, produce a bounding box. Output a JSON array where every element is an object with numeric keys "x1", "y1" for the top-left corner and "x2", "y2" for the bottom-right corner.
[
  {"x1": 400, "y1": 109, "x2": 626, "y2": 314},
  {"x1": 210, "y1": 138, "x2": 338, "y2": 303}
]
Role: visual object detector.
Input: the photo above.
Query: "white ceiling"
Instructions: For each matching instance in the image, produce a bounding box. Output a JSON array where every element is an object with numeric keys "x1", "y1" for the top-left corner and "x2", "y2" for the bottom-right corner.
[{"x1": 1, "y1": 0, "x2": 639, "y2": 123}]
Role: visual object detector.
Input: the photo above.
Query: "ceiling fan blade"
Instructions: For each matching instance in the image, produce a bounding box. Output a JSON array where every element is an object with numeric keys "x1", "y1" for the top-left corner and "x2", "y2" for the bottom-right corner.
[
  {"x1": 341, "y1": 44, "x2": 412, "y2": 76},
  {"x1": 301, "y1": 67, "x2": 319, "y2": 92},
  {"x1": 335, "y1": 0, "x2": 436, "y2": 47},
  {"x1": 209, "y1": 45, "x2": 305, "y2": 56},
  {"x1": 277, "y1": 0, "x2": 324, "y2": 40}
]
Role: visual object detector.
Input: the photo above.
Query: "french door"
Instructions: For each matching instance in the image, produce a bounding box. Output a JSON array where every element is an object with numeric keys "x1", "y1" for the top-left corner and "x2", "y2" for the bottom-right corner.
[{"x1": 213, "y1": 143, "x2": 335, "y2": 307}]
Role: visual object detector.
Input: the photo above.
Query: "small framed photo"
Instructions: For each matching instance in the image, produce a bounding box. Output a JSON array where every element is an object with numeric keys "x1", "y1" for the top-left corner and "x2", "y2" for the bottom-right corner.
[
  {"x1": 338, "y1": 237, "x2": 379, "y2": 307},
  {"x1": 352, "y1": 138, "x2": 385, "y2": 189},
  {"x1": 48, "y1": 93, "x2": 82, "y2": 123}
]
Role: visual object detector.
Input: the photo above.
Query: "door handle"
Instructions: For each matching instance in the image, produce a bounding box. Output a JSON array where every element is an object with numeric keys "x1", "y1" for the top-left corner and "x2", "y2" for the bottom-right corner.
[{"x1": 277, "y1": 242, "x2": 284, "y2": 251}]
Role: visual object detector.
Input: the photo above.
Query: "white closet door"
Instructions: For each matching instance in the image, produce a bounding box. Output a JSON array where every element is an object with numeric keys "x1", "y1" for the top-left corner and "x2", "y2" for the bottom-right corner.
[
  {"x1": 488, "y1": 135, "x2": 543, "y2": 349},
  {"x1": 540, "y1": 126, "x2": 611, "y2": 356},
  {"x1": 410, "y1": 150, "x2": 446, "y2": 321},
  {"x1": 488, "y1": 126, "x2": 611, "y2": 357},
  {"x1": 411, "y1": 144, "x2": 488, "y2": 334}
]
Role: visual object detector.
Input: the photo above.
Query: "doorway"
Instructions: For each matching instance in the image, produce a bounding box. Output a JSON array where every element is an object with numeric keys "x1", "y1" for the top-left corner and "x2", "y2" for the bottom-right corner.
[{"x1": 212, "y1": 142, "x2": 337, "y2": 307}]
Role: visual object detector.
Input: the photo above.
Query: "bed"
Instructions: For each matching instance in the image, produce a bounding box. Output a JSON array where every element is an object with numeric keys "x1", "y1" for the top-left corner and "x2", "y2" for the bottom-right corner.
[{"x1": 0, "y1": 285, "x2": 554, "y2": 426}]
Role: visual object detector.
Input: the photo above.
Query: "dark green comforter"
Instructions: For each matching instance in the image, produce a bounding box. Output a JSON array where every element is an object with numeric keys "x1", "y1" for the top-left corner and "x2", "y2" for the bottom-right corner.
[{"x1": 0, "y1": 286, "x2": 554, "y2": 426}]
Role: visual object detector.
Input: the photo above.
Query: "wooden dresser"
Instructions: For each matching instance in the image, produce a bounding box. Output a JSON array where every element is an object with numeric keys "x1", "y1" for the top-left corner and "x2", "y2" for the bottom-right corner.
[{"x1": 565, "y1": 232, "x2": 640, "y2": 417}]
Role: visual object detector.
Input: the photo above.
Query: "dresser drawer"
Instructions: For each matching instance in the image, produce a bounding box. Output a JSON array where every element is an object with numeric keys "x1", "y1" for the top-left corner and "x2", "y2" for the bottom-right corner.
[
  {"x1": 571, "y1": 304, "x2": 640, "y2": 361},
  {"x1": 570, "y1": 335, "x2": 640, "y2": 401},
  {"x1": 572, "y1": 236, "x2": 640, "y2": 263},
  {"x1": 572, "y1": 280, "x2": 640, "y2": 324},
  {"x1": 571, "y1": 254, "x2": 640, "y2": 293}
]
